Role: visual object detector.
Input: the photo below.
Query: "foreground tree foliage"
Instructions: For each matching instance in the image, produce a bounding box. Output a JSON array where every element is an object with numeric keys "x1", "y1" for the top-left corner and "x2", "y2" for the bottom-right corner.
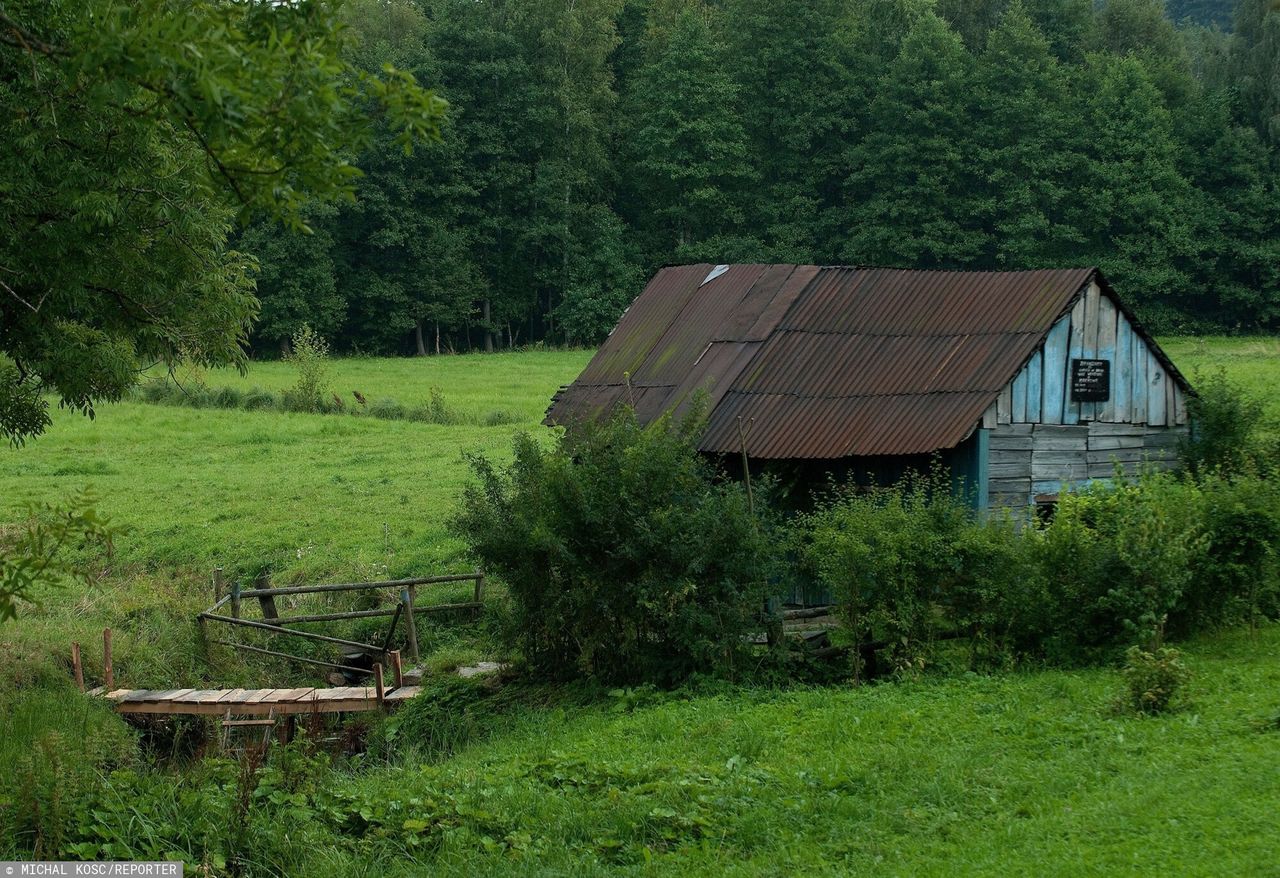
[
  {"x1": 451, "y1": 410, "x2": 770, "y2": 685},
  {"x1": 0, "y1": 0, "x2": 447, "y2": 445}
]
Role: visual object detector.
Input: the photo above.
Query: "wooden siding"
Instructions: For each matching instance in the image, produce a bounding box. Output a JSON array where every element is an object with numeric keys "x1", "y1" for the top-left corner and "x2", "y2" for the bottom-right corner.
[
  {"x1": 994, "y1": 283, "x2": 1187, "y2": 430},
  {"x1": 988, "y1": 422, "x2": 1187, "y2": 510}
]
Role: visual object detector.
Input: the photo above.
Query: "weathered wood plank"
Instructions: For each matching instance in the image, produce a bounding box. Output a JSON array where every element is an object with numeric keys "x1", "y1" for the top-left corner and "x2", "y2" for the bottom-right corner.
[
  {"x1": 997, "y1": 383, "x2": 1012, "y2": 424},
  {"x1": 1088, "y1": 449, "x2": 1147, "y2": 465},
  {"x1": 1087, "y1": 436, "x2": 1146, "y2": 451},
  {"x1": 982, "y1": 401, "x2": 998, "y2": 429},
  {"x1": 1143, "y1": 428, "x2": 1185, "y2": 447},
  {"x1": 1033, "y1": 478, "x2": 1085, "y2": 496},
  {"x1": 1147, "y1": 351, "x2": 1167, "y2": 426},
  {"x1": 1132, "y1": 337, "x2": 1148, "y2": 424},
  {"x1": 1081, "y1": 282, "x2": 1101, "y2": 422},
  {"x1": 1026, "y1": 350, "x2": 1043, "y2": 423},
  {"x1": 993, "y1": 423, "x2": 1034, "y2": 436},
  {"x1": 1088, "y1": 422, "x2": 1147, "y2": 437},
  {"x1": 1065, "y1": 296, "x2": 1086, "y2": 425},
  {"x1": 1095, "y1": 293, "x2": 1117, "y2": 422},
  {"x1": 989, "y1": 478, "x2": 1031, "y2": 495},
  {"x1": 990, "y1": 462, "x2": 1033, "y2": 479},
  {"x1": 1174, "y1": 385, "x2": 1188, "y2": 426},
  {"x1": 1012, "y1": 368, "x2": 1028, "y2": 423},
  {"x1": 1114, "y1": 313, "x2": 1132, "y2": 424},
  {"x1": 1042, "y1": 314, "x2": 1070, "y2": 425},
  {"x1": 989, "y1": 448, "x2": 1033, "y2": 464},
  {"x1": 990, "y1": 436, "x2": 1034, "y2": 451}
]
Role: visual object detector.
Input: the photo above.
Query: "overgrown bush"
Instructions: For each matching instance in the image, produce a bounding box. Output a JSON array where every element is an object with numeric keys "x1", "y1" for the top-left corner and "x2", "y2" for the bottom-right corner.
[
  {"x1": 242, "y1": 386, "x2": 277, "y2": 410},
  {"x1": 793, "y1": 465, "x2": 1279, "y2": 673},
  {"x1": 1179, "y1": 472, "x2": 1280, "y2": 633},
  {"x1": 1119, "y1": 646, "x2": 1191, "y2": 715},
  {"x1": 1033, "y1": 473, "x2": 1205, "y2": 655},
  {"x1": 1180, "y1": 368, "x2": 1269, "y2": 475},
  {"x1": 795, "y1": 469, "x2": 1032, "y2": 677},
  {"x1": 368, "y1": 397, "x2": 405, "y2": 420},
  {"x1": 281, "y1": 325, "x2": 331, "y2": 413},
  {"x1": 450, "y1": 408, "x2": 771, "y2": 686}
]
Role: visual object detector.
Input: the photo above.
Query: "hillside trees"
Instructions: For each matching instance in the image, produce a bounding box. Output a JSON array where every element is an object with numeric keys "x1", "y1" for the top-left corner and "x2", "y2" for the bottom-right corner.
[
  {"x1": 618, "y1": 4, "x2": 759, "y2": 270},
  {"x1": 239, "y1": 0, "x2": 1280, "y2": 352},
  {"x1": 840, "y1": 13, "x2": 987, "y2": 267}
]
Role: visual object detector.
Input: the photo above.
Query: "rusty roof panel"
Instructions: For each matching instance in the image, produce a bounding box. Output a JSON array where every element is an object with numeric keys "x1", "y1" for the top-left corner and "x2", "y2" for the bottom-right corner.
[
  {"x1": 546, "y1": 264, "x2": 1148, "y2": 459},
  {"x1": 577, "y1": 265, "x2": 707, "y2": 384}
]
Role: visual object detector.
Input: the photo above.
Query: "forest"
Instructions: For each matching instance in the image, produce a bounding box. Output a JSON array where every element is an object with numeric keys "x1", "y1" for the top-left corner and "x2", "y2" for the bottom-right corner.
[{"x1": 241, "y1": 0, "x2": 1280, "y2": 355}]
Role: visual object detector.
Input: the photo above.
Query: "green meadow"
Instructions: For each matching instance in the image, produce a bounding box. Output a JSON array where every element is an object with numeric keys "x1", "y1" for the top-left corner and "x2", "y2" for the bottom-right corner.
[{"x1": 2, "y1": 338, "x2": 1279, "y2": 873}]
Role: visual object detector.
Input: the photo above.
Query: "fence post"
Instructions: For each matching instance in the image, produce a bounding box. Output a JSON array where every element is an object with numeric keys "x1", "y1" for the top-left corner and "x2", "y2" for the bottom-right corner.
[
  {"x1": 213, "y1": 567, "x2": 225, "y2": 602},
  {"x1": 474, "y1": 568, "x2": 485, "y2": 605},
  {"x1": 103, "y1": 627, "x2": 114, "y2": 691},
  {"x1": 255, "y1": 570, "x2": 278, "y2": 621},
  {"x1": 402, "y1": 588, "x2": 419, "y2": 663},
  {"x1": 230, "y1": 579, "x2": 241, "y2": 619},
  {"x1": 374, "y1": 662, "x2": 385, "y2": 706},
  {"x1": 390, "y1": 650, "x2": 403, "y2": 688},
  {"x1": 71, "y1": 642, "x2": 84, "y2": 692}
]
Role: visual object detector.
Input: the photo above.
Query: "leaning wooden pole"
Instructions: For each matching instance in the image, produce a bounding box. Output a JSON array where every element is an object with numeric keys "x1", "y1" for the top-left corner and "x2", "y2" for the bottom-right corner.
[
  {"x1": 102, "y1": 628, "x2": 114, "y2": 691},
  {"x1": 390, "y1": 650, "x2": 403, "y2": 689},
  {"x1": 402, "y1": 588, "x2": 419, "y2": 663},
  {"x1": 373, "y1": 662, "x2": 385, "y2": 707},
  {"x1": 71, "y1": 642, "x2": 84, "y2": 692}
]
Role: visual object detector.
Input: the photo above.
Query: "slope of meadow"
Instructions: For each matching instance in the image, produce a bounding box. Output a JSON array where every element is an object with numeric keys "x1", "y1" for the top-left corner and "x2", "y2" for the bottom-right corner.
[{"x1": 1, "y1": 338, "x2": 1278, "y2": 873}]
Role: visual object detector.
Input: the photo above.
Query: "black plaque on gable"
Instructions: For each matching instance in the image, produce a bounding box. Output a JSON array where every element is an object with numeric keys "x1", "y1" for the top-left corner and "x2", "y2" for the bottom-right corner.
[{"x1": 1071, "y1": 358, "x2": 1110, "y2": 402}]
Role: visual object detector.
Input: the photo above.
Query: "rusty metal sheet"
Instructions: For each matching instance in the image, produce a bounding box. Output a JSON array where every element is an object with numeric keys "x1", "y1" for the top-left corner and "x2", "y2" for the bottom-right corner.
[{"x1": 547, "y1": 264, "x2": 1117, "y2": 459}]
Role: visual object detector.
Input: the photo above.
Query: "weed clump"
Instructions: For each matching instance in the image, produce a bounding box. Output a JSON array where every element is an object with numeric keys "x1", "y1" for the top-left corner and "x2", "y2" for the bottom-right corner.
[{"x1": 1119, "y1": 645, "x2": 1191, "y2": 715}]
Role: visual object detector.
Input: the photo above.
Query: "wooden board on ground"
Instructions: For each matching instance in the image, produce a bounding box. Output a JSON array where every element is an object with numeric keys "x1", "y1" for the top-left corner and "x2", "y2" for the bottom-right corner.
[{"x1": 104, "y1": 685, "x2": 423, "y2": 716}]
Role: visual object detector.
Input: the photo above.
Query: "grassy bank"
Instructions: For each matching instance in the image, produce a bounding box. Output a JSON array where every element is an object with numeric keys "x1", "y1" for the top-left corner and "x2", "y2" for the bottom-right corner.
[
  {"x1": 4, "y1": 625, "x2": 1277, "y2": 874},
  {"x1": 2, "y1": 337, "x2": 1278, "y2": 873}
]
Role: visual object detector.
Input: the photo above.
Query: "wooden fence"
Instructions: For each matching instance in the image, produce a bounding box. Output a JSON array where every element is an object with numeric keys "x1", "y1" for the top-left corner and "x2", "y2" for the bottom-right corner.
[{"x1": 198, "y1": 568, "x2": 484, "y2": 674}]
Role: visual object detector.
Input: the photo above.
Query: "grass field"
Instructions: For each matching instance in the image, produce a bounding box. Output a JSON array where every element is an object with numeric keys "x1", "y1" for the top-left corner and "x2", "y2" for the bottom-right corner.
[{"x1": 2, "y1": 337, "x2": 1279, "y2": 873}]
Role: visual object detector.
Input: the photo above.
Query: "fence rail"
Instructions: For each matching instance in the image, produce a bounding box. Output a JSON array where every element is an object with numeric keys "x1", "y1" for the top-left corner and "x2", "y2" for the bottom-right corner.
[{"x1": 198, "y1": 567, "x2": 485, "y2": 672}]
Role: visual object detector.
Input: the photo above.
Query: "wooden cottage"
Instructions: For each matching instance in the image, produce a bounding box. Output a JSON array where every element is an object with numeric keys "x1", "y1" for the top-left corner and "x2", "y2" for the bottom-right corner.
[{"x1": 546, "y1": 264, "x2": 1192, "y2": 513}]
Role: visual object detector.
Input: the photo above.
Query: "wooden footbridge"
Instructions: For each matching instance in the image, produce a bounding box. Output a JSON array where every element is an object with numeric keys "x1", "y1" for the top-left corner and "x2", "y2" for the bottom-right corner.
[{"x1": 70, "y1": 568, "x2": 488, "y2": 723}]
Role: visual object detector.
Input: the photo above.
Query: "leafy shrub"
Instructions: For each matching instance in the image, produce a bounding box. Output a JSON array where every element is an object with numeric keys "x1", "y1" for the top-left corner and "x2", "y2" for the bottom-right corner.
[
  {"x1": 451, "y1": 408, "x2": 771, "y2": 686},
  {"x1": 1024, "y1": 473, "x2": 1205, "y2": 658},
  {"x1": 1178, "y1": 472, "x2": 1280, "y2": 633},
  {"x1": 212, "y1": 385, "x2": 243, "y2": 409},
  {"x1": 368, "y1": 397, "x2": 406, "y2": 420},
  {"x1": 796, "y1": 468, "x2": 1031, "y2": 677},
  {"x1": 282, "y1": 325, "x2": 330, "y2": 413},
  {"x1": 242, "y1": 386, "x2": 277, "y2": 411},
  {"x1": 408, "y1": 387, "x2": 457, "y2": 424},
  {"x1": 137, "y1": 379, "x2": 174, "y2": 404},
  {"x1": 1119, "y1": 646, "x2": 1191, "y2": 715},
  {"x1": 1180, "y1": 368, "x2": 1269, "y2": 476}
]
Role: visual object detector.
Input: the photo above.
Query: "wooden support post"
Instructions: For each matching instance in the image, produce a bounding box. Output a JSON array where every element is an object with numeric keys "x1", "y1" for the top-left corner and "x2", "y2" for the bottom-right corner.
[
  {"x1": 255, "y1": 571, "x2": 278, "y2": 621},
  {"x1": 71, "y1": 642, "x2": 84, "y2": 692},
  {"x1": 213, "y1": 567, "x2": 225, "y2": 602},
  {"x1": 402, "y1": 587, "x2": 419, "y2": 663},
  {"x1": 474, "y1": 568, "x2": 485, "y2": 605},
  {"x1": 230, "y1": 579, "x2": 241, "y2": 619},
  {"x1": 374, "y1": 662, "x2": 385, "y2": 706},
  {"x1": 390, "y1": 650, "x2": 403, "y2": 688},
  {"x1": 103, "y1": 628, "x2": 114, "y2": 691}
]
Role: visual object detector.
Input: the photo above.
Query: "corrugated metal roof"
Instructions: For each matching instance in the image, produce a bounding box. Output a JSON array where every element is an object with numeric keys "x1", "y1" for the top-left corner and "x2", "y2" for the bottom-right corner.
[{"x1": 545, "y1": 265, "x2": 1158, "y2": 459}]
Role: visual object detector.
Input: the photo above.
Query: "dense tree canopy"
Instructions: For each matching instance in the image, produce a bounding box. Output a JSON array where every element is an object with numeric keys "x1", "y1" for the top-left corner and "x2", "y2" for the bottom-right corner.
[
  {"x1": 0, "y1": 0, "x2": 446, "y2": 444},
  {"x1": 240, "y1": 0, "x2": 1280, "y2": 355}
]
